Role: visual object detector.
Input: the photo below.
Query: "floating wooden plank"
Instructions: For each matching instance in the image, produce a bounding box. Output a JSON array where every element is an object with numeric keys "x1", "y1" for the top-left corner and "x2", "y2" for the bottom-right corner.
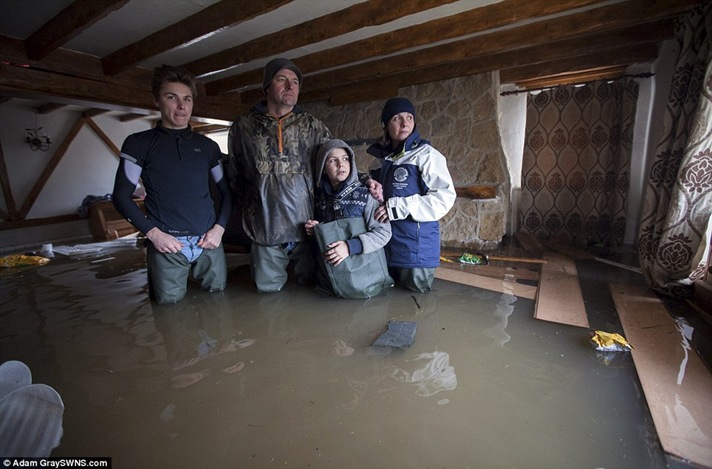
[
  {"x1": 609, "y1": 282, "x2": 712, "y2": 467},
  {"x1": 534, "y1": 251, "x2": 589, "y2": 328},
  {"x1": 545, "y1": 239, "x2": 642, "y2": 273},
  {"x1": 439, "y1": 261, "x2": 540, "y2": 282},
  {"x1": 593, "y1": 256, "x2": 643, "y2": 274},
  {"x1": 435, "y1": 266, "x2": 536, "y2": 300}
]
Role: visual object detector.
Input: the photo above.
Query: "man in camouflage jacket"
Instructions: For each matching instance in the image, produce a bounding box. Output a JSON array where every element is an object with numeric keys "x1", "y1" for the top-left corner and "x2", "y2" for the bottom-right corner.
[{"x1": 228, "y1": 58, "x2": 332, "y2": 292}]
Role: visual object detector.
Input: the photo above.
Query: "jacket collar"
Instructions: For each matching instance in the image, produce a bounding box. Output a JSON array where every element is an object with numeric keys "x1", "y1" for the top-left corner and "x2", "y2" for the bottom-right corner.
[
  {"x1": 253, "y1": 100, "x2": 304, "y2": 117},
  {"x1": 366, "y1": 127, "x2": 429, "y2": 159},
  {"x1": 320, "y1": 178, "x2": 361, "y2": 200}
]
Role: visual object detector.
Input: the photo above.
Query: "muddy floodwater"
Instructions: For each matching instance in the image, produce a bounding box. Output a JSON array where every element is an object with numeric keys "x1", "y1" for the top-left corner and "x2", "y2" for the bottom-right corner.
[{"x1": 0, "y1": 245, "x2": 684, "y2": 468}]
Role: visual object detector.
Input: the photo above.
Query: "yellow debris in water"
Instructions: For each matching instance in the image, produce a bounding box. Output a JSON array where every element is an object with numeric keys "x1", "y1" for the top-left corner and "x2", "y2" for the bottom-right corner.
[
  {"x1": 590, "y1": 330, "x2": 633, "y2": 352},
  {"x1": 0, "y1": 254, "x2": 51, "y2": 268}
]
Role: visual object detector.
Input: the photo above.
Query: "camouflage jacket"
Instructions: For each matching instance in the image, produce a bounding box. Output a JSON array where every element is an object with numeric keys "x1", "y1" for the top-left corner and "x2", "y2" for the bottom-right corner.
[{"x1": 228, "y1": 102, "x2": 331, "y2": 245}]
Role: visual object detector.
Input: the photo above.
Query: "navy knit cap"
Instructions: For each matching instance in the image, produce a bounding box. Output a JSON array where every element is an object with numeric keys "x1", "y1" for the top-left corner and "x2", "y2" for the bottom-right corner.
[
  {"x1": 380, "y1": 97, "x2": 416, "y2": 127},
  {"x1": 263, "y1": 58, "x2": 303, "y2": 91}
]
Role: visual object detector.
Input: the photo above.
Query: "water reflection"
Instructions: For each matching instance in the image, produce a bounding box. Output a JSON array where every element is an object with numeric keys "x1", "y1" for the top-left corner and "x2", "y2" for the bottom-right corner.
[
  {"x1": 391, "y1": 350, "x2": 457, "y2": 397},
  {"x1": 151, "y1": 296, "x2": 253, "y2": 390},
  {"x1": 0, "y1": 248, "x2": 681, "y2": 468},
  {"x1": 675, "y1": 317, "x2": 694, "y2": 385},
  {"x1": 483, "y1": 292, "x2": 516, "y2": 347}
]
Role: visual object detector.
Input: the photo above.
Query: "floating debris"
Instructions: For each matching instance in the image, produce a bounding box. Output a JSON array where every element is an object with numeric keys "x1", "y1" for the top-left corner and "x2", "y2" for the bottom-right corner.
[{"x1": 589, "y1": 330, "x2": 634, "y2": 352}]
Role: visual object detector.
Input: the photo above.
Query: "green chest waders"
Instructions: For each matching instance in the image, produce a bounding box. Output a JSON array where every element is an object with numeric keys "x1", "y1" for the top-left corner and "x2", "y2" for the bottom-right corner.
[{"x1": 314, "y1": 217, "x2": 393, "y2": 299}]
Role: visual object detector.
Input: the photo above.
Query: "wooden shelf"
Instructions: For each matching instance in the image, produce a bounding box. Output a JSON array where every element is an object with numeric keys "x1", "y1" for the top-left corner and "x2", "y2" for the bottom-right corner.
[
  {"x1": 454, "y1": 185, "x2": 497, "y2": 199},
  {"x1": 88, "y1": 200, "x2": 144, "y2": 240}
]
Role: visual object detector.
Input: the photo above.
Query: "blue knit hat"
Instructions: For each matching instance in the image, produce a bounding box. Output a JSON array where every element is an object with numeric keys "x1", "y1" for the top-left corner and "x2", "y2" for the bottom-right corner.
[
  {"x1": 380, "y1": 97, "x2": 416, "y2": 127},
  {"x1": 263, "y1": 58, "x2": 303, "y2": 91}
]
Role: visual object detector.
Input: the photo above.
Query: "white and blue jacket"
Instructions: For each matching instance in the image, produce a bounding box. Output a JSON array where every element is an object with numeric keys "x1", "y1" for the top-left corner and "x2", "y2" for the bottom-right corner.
[{"x1": 367, "y1": 129, "x2": 455, "y2": 268}]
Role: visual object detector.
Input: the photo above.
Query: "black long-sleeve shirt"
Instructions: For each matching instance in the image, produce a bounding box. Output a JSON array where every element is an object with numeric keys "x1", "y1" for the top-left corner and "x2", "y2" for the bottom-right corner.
[{"x1": 112, "y1": 124, "x2": 231, "y2": 237}]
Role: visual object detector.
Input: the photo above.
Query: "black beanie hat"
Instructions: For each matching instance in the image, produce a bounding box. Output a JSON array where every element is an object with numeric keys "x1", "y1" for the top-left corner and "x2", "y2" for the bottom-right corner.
[
  {"x1": 380, "y1": 97, "x2": 416, "y2": 127},
  {"x1": 262, "y1": 58, "x2": 303, "y2": 91}
]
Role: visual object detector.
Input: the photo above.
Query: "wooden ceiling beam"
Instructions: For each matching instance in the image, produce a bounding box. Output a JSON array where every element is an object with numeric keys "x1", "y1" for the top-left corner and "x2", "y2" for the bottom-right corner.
[
  {"x1": 0, "y1": 140, "x2": 18, "y2": 220},
  {"x1": 119, "y1": 113, "x2": 147, "y2": 122},
  {"x1": 509, "y1": 66, "x2": 632, "y2": 90},
  {"x1": 102, "y1": 0, "x2": 291, "y2": 76},
  {"x1": 0, "y1": 63, "x2": 240, "y2": 122},
  {"x1": 82, "y1": 108, "x2": 111, "y2": 118},
  {"x1": 184, "y1": 0, "x2": 459, "y2": 78},
  {"x1": 190, "y1": 123, "x2": 230, "y2": 135},
  {"x1": 205, "y1": 0, "x2": 610, "y2": 94},
  {"x1": 84, "y1": 117, "x2": 120, "y2": 157},
  {"x1": 25, "y1": 0, "x2": 129, "y2": 61},
  {"x1": 262, "y1": 6, "x2": 679, "y2": 100},
  {"x1": 296, "y1": 24, "x2": 669, "y2": 106},
  {"x1": 500, "y1": 44, "x2": 659, "y2": 86},
  {"x1": 0, "y1": 0, "x2": 702, "y2": 113},
  {"x1": 326, "y1": 2, "x2": 687, "y2": 93},
  {"x1": 1, "y1": 35, "x2": 152, "y2": 88},
  {"x1": 206, "y1": 0, "x2": 700, "y2": 95}
]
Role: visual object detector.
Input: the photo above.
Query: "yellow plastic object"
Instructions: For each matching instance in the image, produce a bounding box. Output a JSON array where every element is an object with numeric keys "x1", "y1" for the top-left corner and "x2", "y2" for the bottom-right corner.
[
  {"x1": 589, "y1": 330, "x2": 633, "y2": 352},
  {"x1": 0, "y1": 254, "x2": 51, "y2": 268}
]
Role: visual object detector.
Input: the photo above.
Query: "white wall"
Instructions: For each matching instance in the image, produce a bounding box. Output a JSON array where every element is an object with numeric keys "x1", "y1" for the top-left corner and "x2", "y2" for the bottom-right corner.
[
  {"x1": 497, "y1": 81, "x2": 527, "y2": 233},
  {"x1": 624, "y1": 39, "x2": 678, "y2": 245},
  {"x1": 1, "y1": 102, "x2": 151, "y2": 218},
  {"x1": 0, "y1": 102, "x2": 234, "y2": 252},
  {"x1": 0, "y1": 102, "x2": 151, "y2": 250},
  {"x1": 210, "y1": 130, "x2": 229, "y2": 154}
]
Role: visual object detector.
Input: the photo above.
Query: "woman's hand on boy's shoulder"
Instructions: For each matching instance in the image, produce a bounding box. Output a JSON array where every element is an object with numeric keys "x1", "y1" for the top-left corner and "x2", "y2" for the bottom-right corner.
[{"x1": 374, "y1": 205, "x2": 390, "y2": 223}]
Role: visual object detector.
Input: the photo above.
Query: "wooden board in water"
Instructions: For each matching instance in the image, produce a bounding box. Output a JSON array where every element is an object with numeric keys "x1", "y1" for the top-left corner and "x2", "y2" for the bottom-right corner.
[
  {"x1": 534, "y1": 251, "x2": 589, "y2": 328},
  {"x1": 435, "y1": 266, "x2": 537, "y2": 300},
  {"x1": 609, "y1": 282, "x2": 712, "y2": 468}
]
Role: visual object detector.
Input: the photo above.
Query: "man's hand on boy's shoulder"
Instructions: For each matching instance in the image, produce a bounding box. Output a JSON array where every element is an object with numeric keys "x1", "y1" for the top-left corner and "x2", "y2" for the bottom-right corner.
[
  {"x1": 358, "y1": 172, "x2": 383, "y2": 202},
  {"x1": 305, "y1": 219, "x2": 319, "y2": 236},
  {"x1": 364, "y1": 178, "x2": 383, "y2": 203}
]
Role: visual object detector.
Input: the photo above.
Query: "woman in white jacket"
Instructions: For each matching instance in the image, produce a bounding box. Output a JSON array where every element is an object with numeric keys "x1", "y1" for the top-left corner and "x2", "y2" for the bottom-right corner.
[{"x1": 367, "y1": 97, "x2": 456, "y2": 292}]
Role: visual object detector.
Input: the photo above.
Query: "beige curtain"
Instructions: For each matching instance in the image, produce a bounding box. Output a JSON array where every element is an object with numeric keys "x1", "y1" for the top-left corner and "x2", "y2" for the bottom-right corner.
[
  {"x1": 639, "y1": 3, "x2": 712, "y2": 298},
  {"x1": 519, "y1": 79, "x2": 638, "y2": 246}
]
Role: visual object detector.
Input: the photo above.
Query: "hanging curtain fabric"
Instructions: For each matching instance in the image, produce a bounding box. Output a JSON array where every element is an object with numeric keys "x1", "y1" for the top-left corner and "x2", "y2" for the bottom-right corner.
[
  {"x1": 638, "y1": 3, "x2": 712, "y2": 298},
  {"x1": 519, "y1": 79, "x2": 638, "y2": 246}
]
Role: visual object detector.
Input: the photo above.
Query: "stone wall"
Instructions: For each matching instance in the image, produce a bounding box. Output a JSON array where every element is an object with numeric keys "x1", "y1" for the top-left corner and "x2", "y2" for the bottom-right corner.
[{"x1": 306, "y1": 72, "x2": 509, "y2": 250}]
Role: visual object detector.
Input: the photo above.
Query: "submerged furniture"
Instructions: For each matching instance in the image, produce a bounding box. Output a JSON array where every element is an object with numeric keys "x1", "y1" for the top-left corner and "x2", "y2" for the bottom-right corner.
[{"x1": 88, "y1": 200, "x2": 144, "y2": 240}]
